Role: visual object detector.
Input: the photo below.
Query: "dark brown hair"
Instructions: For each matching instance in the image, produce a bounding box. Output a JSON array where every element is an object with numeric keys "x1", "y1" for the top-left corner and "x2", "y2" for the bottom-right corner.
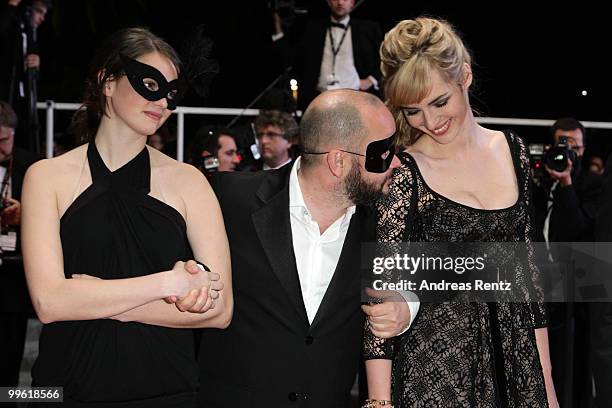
[
  {"x1": 188, "y1": 125, "x2": 236, "y2": 164},
  {"x1": 0, "y1": 100, "x2": 18, "y2": 129},
  {"x1": 71, "y1": 27, "x2": 182, "y2": 142},
  {"x1": 551, "y1": 117, "x2": 586, "y2": 145},
  {"x1": 253, "y1": 110, "x2": 299, "y2": 142}
]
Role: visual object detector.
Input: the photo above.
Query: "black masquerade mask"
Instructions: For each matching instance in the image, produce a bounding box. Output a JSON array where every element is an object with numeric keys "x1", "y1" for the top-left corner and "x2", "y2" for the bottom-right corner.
[
  {"x1": 304, "y1": 133, "x2": 397, "y2": 173},
  {"x1": 119, "y1": 54, "x2": 184, "y2": 110}
]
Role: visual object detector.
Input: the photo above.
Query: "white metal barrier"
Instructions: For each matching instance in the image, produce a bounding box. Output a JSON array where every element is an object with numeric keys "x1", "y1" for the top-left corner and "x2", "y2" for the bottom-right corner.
[
  {"x1": 37, "y1": 101, "x2": 263, "y2": 161},
  {"x1": 37, "y1": 101, "x2": 612, "y2": 160}
]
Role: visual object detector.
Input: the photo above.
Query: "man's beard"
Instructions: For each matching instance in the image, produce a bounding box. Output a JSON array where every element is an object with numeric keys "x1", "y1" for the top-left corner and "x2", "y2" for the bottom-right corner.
[{"x1": 343, "y1": 163, "x2": 389, "y2": 205}]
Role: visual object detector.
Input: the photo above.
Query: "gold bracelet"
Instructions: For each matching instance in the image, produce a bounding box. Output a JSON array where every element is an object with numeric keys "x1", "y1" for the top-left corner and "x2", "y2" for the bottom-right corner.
[{"x1": 362, "y1": 398, "x2": 394, "y2": 407}]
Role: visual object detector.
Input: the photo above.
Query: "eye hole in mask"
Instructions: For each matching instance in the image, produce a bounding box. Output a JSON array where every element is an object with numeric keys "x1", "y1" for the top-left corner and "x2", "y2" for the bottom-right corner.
[
  {"x1": 143, "y1": 78, "x2": 159, "y2": 92},
  {"x1": 119, "y1": 53, "x2": 184, "y2": 110},
  {"x1": 167, "y1": 89, "x2": 178, "y2": 100}
]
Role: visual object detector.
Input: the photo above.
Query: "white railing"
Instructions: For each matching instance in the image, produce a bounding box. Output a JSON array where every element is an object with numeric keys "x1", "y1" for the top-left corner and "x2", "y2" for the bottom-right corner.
[
  {"x1": 477, "y1": 117, "x2": 612, "y2": 130},
  {"x1": 37, "y1": 101, "x2": 612, "y2": 160},
  {"x1": 37, "y1": 101, "x2": 265, "y2": 161}
]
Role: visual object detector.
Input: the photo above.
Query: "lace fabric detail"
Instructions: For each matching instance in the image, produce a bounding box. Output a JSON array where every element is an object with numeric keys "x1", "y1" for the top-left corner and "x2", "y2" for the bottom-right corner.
[{"x1": 363, "y1": 131, "x2": 548, "y2": 407}]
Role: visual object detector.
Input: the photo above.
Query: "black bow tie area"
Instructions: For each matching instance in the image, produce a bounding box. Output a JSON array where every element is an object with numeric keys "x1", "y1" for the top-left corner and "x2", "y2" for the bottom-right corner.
[{"x1": 329, "y1": 21, "x2": 347, "y2": 29}]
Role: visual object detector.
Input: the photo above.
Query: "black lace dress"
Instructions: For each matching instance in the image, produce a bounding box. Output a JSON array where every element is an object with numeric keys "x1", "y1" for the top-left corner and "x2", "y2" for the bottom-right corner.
[{"x1": 363, "y1": 131, "x2": 548, "y2": 407}]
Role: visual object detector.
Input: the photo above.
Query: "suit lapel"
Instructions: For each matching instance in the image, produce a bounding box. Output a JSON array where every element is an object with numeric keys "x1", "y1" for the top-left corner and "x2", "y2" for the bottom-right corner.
[
  {"x1": 309, "y1": 206, "x2": 371, "y2": 331},
  {"x1": 251, "y1": 167, "x2": 309, "y2": 327}
]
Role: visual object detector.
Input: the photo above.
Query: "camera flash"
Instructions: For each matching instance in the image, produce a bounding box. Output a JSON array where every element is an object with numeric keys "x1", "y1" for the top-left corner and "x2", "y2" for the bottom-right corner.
[{"x1": 581, "y1": 90, "x2": 588, "y2": 96}]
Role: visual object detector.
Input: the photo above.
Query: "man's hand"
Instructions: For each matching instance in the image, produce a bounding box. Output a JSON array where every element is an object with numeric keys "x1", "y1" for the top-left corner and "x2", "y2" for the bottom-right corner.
[
  {"x1": 359, "y1": 77, "x2": 374, "y2": 91},
  {"x1": 361, "y1": 287, "x2": 411, "y2": 339},
  {"x1": 273, "y1": 12, "x2": 282, "y2": 35},
  {"x1": 1, "y1": 198, "x2": 21, "y2": 226},
  {"x1": 25, "y1": 54, "x2": 40, "y2": 70},
  {"x1": 8, "y1": 0, "x2": 21, "y2": 7},
  {"x1": 545, "y1": 159, "x2": 573, "y2": 187}
]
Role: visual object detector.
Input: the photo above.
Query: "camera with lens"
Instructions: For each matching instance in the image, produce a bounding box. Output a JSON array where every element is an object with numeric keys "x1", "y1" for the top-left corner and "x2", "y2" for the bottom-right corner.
[
  {"x1": 544, "y1": 136, "x2": 578, "y2": 172},
  {"x1": 198, "y1": 154, "x2": 219, "y2": 174}
]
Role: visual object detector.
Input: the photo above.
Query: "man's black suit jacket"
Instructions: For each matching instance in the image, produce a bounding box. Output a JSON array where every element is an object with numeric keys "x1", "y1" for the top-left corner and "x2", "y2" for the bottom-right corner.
[
  {"x1": 297, "y1": 17, "x2": 382, "y2": 109},
  {"x1": 199, "y1": 163, "x2": 375, "y2": 407},
  {"x1": 590, "y1": 154, "x2": 612, "y2": 406},
  {"x1": 549, "y1": 169, "x2": 603, "y2": 242},
  {"x1": 596, "y1": 155, "x2": 612, "y2": 241}
]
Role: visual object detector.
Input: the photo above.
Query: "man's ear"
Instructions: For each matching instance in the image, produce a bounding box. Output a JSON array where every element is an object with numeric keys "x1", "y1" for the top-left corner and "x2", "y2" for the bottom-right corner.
[{"x1": 326, "y1": 150, "x2": 345, "y2": 178}]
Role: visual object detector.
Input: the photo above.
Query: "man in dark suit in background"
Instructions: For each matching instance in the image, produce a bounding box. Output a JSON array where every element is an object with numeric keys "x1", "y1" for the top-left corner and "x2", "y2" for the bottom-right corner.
[
  {"x1": 591, "y1": 153, "x2": 612, "y2": 407},
  {"x1": 540, "y1": 118, "x2": 604, "y2": 407},
  {"x1": 0, "y1": 100, "x2": 40, "y2": 390},
  {"x1": 198, "y1": 89, "x2": 418, "y2": 407},
  {"x1": 297, "y1": 0, "x2": 382, "y2": 109},
  {"x1": 252, "y1": 110, "x2": 299, "y2": 171}
]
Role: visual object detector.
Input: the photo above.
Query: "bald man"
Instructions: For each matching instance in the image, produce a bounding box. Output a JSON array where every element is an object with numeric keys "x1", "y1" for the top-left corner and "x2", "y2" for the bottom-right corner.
[{"x1": 198, "y1": 90, "x2": 418, "y2": 407}]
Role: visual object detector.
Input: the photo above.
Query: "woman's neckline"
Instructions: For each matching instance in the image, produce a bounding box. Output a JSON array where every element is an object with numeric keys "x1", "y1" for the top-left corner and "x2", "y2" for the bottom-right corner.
[{"x1": 402, "y1": 130, "x2": 521, "y2": 213}]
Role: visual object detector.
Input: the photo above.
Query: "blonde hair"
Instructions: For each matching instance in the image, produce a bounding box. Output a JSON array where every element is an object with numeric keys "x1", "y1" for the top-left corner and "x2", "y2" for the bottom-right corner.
[{"x1": 380, "y1": 17, "x2": 472, "y2": 145}]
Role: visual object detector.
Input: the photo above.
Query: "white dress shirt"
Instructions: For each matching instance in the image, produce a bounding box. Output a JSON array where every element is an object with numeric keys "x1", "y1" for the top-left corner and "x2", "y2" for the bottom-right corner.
[
  {"x1": 317, "y1": 15, "x2": 360, "y2": 92},
  {"x1": 289, "y1": 158, "x2": 419, "y2": 331},
  {"x1": 290, "y1": 157, "x2": 356, "y2": 323}
]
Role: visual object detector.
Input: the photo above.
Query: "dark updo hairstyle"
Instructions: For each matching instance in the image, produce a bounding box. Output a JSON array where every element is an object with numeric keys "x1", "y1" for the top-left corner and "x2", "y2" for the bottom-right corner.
[{"x1": 71, "y1": 27, "x2": 182, "y2": 142}]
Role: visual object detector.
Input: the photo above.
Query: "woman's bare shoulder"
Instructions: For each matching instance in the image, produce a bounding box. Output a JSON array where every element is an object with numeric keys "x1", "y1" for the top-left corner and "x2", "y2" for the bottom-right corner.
[
  {"x1": 147, "y1": 146, "x2": 203, "y2": 180},
  {"x1": 27, "y1": 145, "x2": 88, "y2": 181},
  {"x1": 147, "y1": 146, "x2": 211, "y2": 203},
  {"x1": 478, "y1": 127, "x2": 506, "y2": 148}
]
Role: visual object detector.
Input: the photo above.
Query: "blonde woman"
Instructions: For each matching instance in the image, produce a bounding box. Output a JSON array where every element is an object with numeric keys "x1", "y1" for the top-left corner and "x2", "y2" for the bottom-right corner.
[{"x1": 363, "y1": 18, "x2": 558, "y2": 408}]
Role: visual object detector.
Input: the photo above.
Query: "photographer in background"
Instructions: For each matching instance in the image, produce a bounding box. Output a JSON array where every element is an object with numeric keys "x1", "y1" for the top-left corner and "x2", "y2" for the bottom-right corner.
[
  {"x1": 539, "y1": 117, "x2": 604, "y2": 407},
  {"x1": 188, "y1": 126, "x2": 241, "y2": 177},
  {"x1": 0, "y1": 0, "x2": 50, "y2": 152},
  {"x1": 0, "y1": 100, "x2": 40, "y2": 389},
  {"x1": 544, "y1": 117, "x2": 603, "y2": 243}
]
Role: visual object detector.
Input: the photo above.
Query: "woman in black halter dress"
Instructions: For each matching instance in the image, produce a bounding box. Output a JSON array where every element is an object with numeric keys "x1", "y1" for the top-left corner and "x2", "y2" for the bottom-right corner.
[{"x1": 21, "y1": 28, "x2": 232, "y2": 407}]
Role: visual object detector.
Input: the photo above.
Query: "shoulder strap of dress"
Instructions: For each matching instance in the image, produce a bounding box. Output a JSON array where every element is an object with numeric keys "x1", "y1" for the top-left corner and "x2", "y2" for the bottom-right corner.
[
  {"x1": 503, "y1": 129, "x2": 531, "y2": 202},
  {"x1": 68, "y1": 147, "x2": 89, "y2": 205},
  {"x1": 86, "y1": 141, "x2": 108, "y2": 183},
  {"x1": 395, "y1": 151, "x2": 419, "y2": 240}
]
